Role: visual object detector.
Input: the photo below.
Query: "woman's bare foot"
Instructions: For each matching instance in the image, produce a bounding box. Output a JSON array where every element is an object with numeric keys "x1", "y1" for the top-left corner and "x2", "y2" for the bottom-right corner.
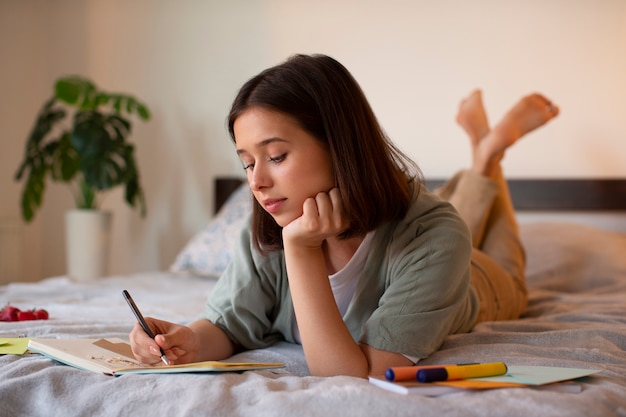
[
  {"x1": 473, "y1": 93, "x2": 559, "y2": 177},
  {"x1": 456, "y1": 89, "x2": 490, "y2": 146}
]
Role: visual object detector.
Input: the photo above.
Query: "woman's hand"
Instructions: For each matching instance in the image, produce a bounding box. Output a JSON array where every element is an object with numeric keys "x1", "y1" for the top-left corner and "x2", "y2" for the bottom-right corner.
[
  {"x1": 282, "y1": 187, "x2": 348, "y2": 248},
  {"x1": 129, "y1": 317, "x2": 199, "y2": 365},
  {"x1": 129, "y1": 318, "x2": 236, "y2": 365}
]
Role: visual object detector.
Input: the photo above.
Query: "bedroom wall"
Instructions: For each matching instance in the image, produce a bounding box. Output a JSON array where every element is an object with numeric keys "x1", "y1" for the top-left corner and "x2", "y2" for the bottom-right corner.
[{"x1": 1, "y1": 0, "x2": 625, "y2": 282}]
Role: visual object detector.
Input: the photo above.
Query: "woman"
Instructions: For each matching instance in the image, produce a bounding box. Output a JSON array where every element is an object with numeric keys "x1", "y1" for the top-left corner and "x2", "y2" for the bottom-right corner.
[{"x1": 129, "y1": 54, "x2": 559, "y2": 378}]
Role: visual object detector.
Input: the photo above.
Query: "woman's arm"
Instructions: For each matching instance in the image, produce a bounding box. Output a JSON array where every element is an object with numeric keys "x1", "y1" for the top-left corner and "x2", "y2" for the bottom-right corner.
[
  {"x1": 284, "y1": 243, "x2": 413, "y2": 377},
  {"x1": 282, "y1": 189, "x2": 412, "y2": 377},
  {"x1": 284, "y1": 243, "x2": 367, "y2": 376},
  {"x1": 187, "y1": 319, "x2": 236, "y2": 362}
]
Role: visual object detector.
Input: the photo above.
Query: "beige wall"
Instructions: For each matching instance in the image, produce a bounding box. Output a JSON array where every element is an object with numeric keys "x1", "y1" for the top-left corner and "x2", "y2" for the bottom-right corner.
[{"x1": 1, "y1": 0, "x2": 625, "y2": 282}]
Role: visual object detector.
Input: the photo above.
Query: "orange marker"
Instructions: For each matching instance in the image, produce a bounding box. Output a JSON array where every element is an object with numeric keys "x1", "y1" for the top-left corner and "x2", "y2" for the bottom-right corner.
[{"x1": 385, "y1": 363, "x2": 478, "y2": 382}]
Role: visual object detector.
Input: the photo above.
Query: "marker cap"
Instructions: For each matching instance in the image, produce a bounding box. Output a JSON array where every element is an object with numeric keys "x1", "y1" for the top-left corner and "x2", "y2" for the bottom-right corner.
[{"x1": 417, "y1": 368, "x2": 448, "y2": 382}]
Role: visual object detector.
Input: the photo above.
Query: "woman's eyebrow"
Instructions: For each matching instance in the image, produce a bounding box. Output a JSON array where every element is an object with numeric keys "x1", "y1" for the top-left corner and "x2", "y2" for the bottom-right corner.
[{"x1": 236, "y1": 137, "x2": 288, "y2": 156}]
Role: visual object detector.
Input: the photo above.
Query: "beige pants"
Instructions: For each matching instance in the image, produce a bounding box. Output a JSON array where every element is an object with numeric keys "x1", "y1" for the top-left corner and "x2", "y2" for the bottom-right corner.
[{"x1": 435, "y1": 169, "x2": 528, "y2": 324}]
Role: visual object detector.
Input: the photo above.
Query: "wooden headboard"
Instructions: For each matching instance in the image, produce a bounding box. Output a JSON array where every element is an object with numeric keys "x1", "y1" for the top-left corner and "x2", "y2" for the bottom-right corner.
[
  {"x1": 215, "y1": 177, "x2": 626, "y2": 213},
  {"x1": 215, "y1": 178, "x2": 247, "y2": 214},
  {"x1": 425, "y1": 178, "x2": 626, "y2": 211}
]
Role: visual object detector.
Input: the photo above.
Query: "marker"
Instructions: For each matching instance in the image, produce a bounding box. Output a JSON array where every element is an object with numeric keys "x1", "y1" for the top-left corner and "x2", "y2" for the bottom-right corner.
[
  {"x1": 417, "y1": 362, "x2": 507, "y2": 382},
  {"x1": 122, "y1": 290, "x2": 170, "y2": 366},
  {"x1": 385, "y1": 363, "x2": 478, "y2": 382}
]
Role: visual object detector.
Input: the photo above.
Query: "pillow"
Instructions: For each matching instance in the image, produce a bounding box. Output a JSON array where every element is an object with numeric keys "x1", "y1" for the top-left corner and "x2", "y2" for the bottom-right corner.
[
  {"x1": 170, "y1": 183, "x2": 253, "y2": 277},
  {"x1": 521, "y1": 222, "x2": 626, "y2": 293}
]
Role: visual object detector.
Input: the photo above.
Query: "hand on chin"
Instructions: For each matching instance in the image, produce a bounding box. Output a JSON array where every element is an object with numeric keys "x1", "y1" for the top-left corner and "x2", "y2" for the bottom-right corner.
[{"x1": 282, "y1": 188, "x2": 347, "y2": 248}]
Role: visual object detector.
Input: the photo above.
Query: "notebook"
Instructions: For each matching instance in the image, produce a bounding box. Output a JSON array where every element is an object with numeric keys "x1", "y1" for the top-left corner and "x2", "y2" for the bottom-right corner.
[{"x1": 27, "y1": 337, "x2": 284, "y2": 376}]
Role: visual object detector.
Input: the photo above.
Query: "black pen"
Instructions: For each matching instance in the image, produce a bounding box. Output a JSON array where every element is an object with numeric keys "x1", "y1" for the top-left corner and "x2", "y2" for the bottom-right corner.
[{"x1": 122, "y1": 290, "x2": 170, "y2": 366}]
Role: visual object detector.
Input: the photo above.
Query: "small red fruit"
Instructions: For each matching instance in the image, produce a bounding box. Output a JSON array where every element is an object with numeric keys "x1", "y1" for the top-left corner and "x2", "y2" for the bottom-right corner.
[
  {"x1": 0, "y1": 305, "x2": 21, "y2": 322},
  {"x1": 17, "y1": 310, "x2": 37, "y2": 321},
  {"x1": 34, "y1": 309, "x2": 49, "y2": 320}
]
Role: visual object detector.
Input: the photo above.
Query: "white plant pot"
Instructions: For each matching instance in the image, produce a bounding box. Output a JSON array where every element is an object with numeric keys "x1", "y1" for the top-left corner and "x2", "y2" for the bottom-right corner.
[{"x1": 65, "y1": 209, "x2": 112, "y2": 281}]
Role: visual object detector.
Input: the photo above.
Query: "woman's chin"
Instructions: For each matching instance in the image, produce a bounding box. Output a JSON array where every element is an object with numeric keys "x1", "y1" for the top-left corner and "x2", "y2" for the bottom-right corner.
[{"x1": 269, "y1": 212, "x2": 300, "y2": 229}]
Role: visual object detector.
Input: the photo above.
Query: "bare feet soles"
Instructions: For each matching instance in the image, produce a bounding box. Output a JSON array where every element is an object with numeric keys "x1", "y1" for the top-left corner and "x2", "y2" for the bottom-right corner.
[
  {"x1": 457, "y1": 90, "x2": 560, "y2": 177},
  {"x1": 456, "y1": 89, "x2": 490, "y2": 147}
]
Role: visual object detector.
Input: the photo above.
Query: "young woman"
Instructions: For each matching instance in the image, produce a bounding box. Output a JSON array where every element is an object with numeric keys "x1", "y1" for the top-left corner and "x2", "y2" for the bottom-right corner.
[{"x1": 129, "y1": 54, "x2": 559, "y2": 378}]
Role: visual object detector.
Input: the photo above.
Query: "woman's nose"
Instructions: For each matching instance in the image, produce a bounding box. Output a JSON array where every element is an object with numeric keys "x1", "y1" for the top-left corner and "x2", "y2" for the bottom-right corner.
[{"x1": 249, "y1": 165, "x2": 270, "y2": 191}]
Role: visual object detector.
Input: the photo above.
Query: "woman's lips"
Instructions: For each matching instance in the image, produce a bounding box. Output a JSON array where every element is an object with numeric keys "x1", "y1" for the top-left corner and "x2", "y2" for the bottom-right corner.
[{"x1": 262, "y1": 198, "x2": 286, "y2": 214}]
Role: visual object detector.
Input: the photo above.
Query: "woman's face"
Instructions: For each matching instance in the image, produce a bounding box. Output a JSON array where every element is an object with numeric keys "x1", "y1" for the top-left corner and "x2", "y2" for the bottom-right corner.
[{"x1": 234, "y1": 107, "x2": 335, "y2": 228}]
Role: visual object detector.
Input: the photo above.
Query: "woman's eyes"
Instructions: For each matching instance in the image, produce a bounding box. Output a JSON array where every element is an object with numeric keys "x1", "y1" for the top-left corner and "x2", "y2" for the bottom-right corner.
[
  {"x1": 242, "y1": 153, "x2": 287, "y2": 171},
  {"x1": 268, "y1": 153, "x2": 286, "y2": 163}
]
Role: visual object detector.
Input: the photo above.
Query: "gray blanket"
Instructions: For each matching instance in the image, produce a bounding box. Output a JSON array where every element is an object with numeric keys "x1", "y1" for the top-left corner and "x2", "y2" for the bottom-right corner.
[{"x1": 1, "y1": 223, "x2": 625, "y2": 417}]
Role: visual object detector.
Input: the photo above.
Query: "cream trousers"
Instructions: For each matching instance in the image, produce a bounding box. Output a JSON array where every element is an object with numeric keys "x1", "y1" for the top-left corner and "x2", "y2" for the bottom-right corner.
[{"x1": 435, "y1": 169, "x2": 528, "y2": 324}]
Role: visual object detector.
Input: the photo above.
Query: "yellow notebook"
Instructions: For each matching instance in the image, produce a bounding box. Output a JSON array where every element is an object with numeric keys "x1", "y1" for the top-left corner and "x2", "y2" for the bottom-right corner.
[{"x1": 27, "y1": 338, "x2": 284, "y2": 376}]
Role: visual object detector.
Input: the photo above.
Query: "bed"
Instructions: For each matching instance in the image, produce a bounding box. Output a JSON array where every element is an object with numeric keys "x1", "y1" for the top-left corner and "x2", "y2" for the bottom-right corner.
[{"x1": 1, "y1": 177, "x2": 625, "y2": 417}]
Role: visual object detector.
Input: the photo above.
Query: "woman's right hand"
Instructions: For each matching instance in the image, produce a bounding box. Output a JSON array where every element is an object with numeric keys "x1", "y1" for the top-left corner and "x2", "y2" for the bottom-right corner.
[
  {"x1": 129, "y1": 317, "x2": 199, "y2": 365},
  {"x1": 282, "y1": 187, "x2": 348, "y2": 249}
]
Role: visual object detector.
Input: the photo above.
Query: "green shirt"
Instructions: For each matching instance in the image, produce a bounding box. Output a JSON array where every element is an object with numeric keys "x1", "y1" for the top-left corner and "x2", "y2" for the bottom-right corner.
[{"x1": 203, "y1": 185, "x2": 478, "y2": 360}]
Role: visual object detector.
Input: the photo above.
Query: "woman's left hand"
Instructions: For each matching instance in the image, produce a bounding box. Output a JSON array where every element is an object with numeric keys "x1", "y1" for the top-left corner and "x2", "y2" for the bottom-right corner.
[{"x1": 282, "y1": 187, "x2": 348, "y2": 248}]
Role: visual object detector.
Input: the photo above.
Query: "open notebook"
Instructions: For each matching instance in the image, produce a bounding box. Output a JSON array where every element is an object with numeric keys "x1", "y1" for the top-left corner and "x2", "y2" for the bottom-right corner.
[{"x1": 27, "y1": 338, "x2": 284, "y2": 376}]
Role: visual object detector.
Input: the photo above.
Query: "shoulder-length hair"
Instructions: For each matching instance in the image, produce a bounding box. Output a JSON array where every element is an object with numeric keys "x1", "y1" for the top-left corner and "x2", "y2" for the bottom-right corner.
[{"x1": 227, "y1": 54, "x2": 422, "y2": 253}]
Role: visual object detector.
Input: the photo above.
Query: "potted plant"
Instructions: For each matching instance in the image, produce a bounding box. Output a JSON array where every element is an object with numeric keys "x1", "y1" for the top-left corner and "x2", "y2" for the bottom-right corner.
[{"x1": 14, "y1": 76, "x2": 151, "y2": 280}]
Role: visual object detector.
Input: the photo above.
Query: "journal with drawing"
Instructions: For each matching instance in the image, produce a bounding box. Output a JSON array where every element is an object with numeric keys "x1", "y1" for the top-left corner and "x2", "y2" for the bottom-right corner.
[{"x1": 27, "y1": 338, "x2": 284, "y2": 376}]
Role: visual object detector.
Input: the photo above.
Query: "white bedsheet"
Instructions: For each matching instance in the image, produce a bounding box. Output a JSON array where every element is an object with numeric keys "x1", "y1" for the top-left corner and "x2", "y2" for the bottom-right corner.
[{"x1": 1, "y1": 223, "x2": 625, "y2": 417}]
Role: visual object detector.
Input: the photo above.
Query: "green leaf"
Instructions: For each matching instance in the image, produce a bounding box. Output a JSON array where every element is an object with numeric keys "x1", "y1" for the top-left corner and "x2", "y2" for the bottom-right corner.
[
  {"x1": 24, "y1": 98, "x2": 65, "y2": 150},
  {"x1": 21, "y1": 189, "x2": 35, "y2": 222},
  {"x1": 71, "y1": 111, "x2": 109, "y2": 158},
  {"x1": 95, "y1": 93, "x2": 110, "y2": 106},
  {"x1": 71, "y1": 111, "x2": 135, "y2": 192},
  {"x1": 54, "y1": 78, "x2": 82, "y2": 105},
  {"x1": 50, "y1": 132, "x2": 79, "y2": 182},
  {"x1": 20, "y1": 162, "x2": 47, "y2": 222},
  {"x1": 113, "y1": 96, "x2": 122, "y2": 114},
  {"x1": 107, "y1": 115, "x2": 131, "y2": 142},
  {"x1": 125, "y1": 97, "x2": 134, "y2": 114},
  {"x1": 55, "y1": 77, "x2": 97, "y2": 109},
  {"x1": 135, "y1": 103, "x2": 151, "y2": 120}
]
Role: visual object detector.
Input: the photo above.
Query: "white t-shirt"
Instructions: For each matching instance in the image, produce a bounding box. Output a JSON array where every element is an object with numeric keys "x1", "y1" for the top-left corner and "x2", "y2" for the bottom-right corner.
[{"x1": 291, "y1": 232, "x2": 374, "y2": 343}]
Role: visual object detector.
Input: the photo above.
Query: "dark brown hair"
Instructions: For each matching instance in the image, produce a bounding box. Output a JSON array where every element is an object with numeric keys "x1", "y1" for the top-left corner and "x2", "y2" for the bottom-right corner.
[{"x1": 228, "y1": 54, "x2": 422, "y2": 252}]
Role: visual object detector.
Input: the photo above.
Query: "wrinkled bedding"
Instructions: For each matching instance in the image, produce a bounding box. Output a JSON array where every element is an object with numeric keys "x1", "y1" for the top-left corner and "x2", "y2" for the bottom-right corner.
[{"x1": 1, "y1": 223, "x2": 625, "y2": 417}]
